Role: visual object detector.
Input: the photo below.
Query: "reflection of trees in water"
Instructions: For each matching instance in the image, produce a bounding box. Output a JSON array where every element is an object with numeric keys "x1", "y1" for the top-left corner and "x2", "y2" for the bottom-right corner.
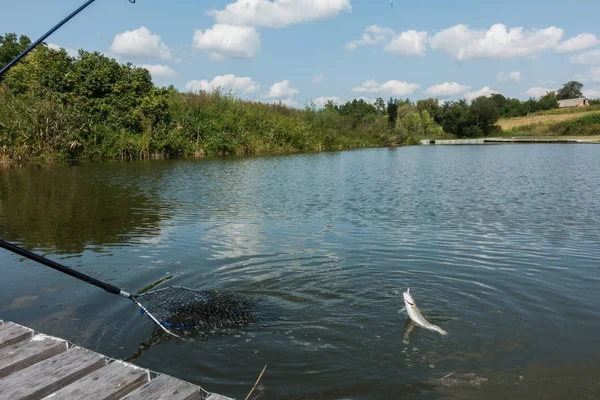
[{"x1": 0, "y1": 163, "x2": 172, "y2": 254}]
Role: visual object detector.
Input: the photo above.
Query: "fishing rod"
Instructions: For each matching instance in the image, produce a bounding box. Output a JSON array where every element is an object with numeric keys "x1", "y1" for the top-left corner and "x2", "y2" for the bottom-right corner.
[
  {"x1": 0, "y1": 238, "x2": 180, "y2": 337},
  {"x1": 0, "y1": 0, "x2": 136, "y2": 78},
  {"x1": 1, "y1": 238, "x2": 257, "y2": 337}
]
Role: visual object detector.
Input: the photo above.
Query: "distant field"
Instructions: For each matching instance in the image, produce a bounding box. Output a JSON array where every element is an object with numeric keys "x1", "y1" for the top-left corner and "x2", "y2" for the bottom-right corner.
[
  {"x1": 498, "y1": 135, "x2": 600, "y2": 142},
  {"x1": 498, "y1": 109, "x2": 600, "y2": 130}
]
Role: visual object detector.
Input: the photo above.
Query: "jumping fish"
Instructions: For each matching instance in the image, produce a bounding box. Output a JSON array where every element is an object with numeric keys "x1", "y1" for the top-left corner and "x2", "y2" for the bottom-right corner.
[{"x1": 399, "y1": 288, "x2": 447, "y2": 336}]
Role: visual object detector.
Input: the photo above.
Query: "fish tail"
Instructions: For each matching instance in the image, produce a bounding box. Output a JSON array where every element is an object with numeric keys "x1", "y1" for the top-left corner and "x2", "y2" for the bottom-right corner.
[{"x1": 433, "y1": 325, "x2": 448, "y2": 336}]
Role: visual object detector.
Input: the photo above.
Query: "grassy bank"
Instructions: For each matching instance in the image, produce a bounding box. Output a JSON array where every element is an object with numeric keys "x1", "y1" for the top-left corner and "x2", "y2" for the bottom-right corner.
[
  {"x1": 501, "y1": 112, "x2": 600, "y2": 138},
  {"x1": 0, "y1": 81, "x2": 400, "y2": 166},
  {"x1": 497, "y1": 107, "x2": 600, "y2": 130}
]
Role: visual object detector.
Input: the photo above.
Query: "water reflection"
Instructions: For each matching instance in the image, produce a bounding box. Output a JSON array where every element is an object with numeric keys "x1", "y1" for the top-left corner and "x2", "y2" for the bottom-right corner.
[{"x1": 0, "y1": 162, "x2": 173, "y2": 253}]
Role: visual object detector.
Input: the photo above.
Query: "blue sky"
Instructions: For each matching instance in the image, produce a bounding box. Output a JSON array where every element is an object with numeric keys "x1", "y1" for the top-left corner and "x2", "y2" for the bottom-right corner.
[{"x1": 2, "y1": 0, "x2": 600, "y2": 107}]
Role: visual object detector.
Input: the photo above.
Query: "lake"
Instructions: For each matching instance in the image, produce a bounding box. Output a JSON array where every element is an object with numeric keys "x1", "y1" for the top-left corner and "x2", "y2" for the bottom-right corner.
[{"x1": 1, "y1": 144, "x2": 600, "y2": 399}]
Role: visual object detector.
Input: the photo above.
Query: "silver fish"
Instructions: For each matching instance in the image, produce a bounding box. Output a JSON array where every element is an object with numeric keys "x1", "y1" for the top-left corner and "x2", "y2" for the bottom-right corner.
[{"x1": 400, "y1": 288, "x2": 447, "y2": 336}]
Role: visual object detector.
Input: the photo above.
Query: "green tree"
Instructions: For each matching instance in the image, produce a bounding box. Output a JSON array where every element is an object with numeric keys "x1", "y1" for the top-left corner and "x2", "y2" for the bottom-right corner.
[
  {"x1": 556, "y1": 81, "x2": 583, "y2": 100},
  {"x1": 338, "y1": 99, "x2": 377, "y2": 120},
  {"x1": 0, "y1": 32, "x2": 31, "y2": 68},
  {"x1": 537, "y1": 92, "x2": 559, "y2": 110},
  {"x1": 441, "y1": 100, "x2": 471, "y2": 136},
  {"x1": 504, "y1": 97, "x2": 528, "y2": 117},
  {"x1": 323, "y1": 99, "x2": 338, "y2": 113},
  {"x1": 470, "y1": 96, "x2": 500, "y2": 135},
  {"x1": 524, "y1": 97, "x2": 538, "y2": 114},
  {"x1": 3, "y1": 44, "x2": 73, "y2": 95},
  {"x1": 387, "y1": 97, "x2": 398, "y2": 125},
  {"x1": 417, "y1": 98, "x2": 443, "y2": 124},
  {"x1": 401, "y1": 111, "x2": 424, "y2": 136},
  {"x1": 374, "y1": 97, "x2": 386, "y2": 115},
  {"x1": 490, "y1": 94, "x2": 507, "y2": 113},
  {"x1": 421, "y1": 110, "x2": 443, "y2": 137}
]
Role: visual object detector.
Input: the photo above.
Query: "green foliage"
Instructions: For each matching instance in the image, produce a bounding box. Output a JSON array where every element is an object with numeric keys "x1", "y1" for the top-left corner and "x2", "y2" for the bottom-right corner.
[
  {"x1": 374, "y1": 97, "x2": 386, "y2": 115},
  {"x1": 0, "y1": 35, "x2": 397, "y2": 164},
  {"x1": 490, "y1": 92, "x2": 558, "y2": 118},
  {"x1": 405, "y1": 135, "x2": 419, "y2": 146},
  {"x1": 556, "y1": 81, "x2": 583, "y2": 100},
  {"x1": 507, "y1": 113, "x2": 600, "y2": 137},
  {"x1": 0, "y1": 33, "x2": 31, "y2": 68},
  {"x1": 2, "y1": 44, "x2": 73, "y2": 94},
  {"x1": 441, "y1": 100, "x2": 471, "y2": 136},
  {"x1": 590, "y1": 99, "x2": 600, "y2": 106},
  {"x1": 534, "y1": 104, "x2": 600, "y2": 115},
  {"x1": 421, "y1": 110, "x2": 443, "y2": 137},
  {"x1": 400, "y1": 111, "x2": 423, "y2": 136},
  {"x1": 537, "y1": 92, "x2": 559, "y2": 111},
  {"x1": 470, "y1": 96, "x2": 500, "y2": 135},
  {"x1": 547, "y1": 113, "x2": 600, "y2": 136},
  {"x1": 397, "y1": 103, "x2": 418, "y2": 119},
  {"x1": 417, "y1": 98, "x2": 443, "y2": 124},
  {"x1": 387, "y1": 97, "x2": 398, "y2": 125},
  {"x1": 396, "y1": 108, "x2": 444, "y2": 143},
  {"x1": 337, "y1": 99, "x2": 378, "y2": 121}
]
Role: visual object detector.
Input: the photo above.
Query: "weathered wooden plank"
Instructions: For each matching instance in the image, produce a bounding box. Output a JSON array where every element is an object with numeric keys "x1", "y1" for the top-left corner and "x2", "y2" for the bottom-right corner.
[
  {"x1": 42, "y1": 361, "x2": 149, "y2": 400},
  {"x1": 0, "y1": 335, "x2": 67, "y2": 378},
  {"x1": 120, "y1": 374, "x2": 202, "y2": 400},
  {"x1": 0, "y1": 346, "x2": 106, "y2": 400},
  {"x1": 0, "y1": 322, "x2": 34, "y2": 349}
]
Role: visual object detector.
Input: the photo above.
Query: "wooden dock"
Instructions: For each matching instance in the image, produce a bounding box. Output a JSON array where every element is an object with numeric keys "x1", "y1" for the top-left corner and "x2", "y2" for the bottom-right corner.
[
  {"x1": 420, "y1": 138, "x2": 597, "y2": 145},
  {"x1": 0, "y1": 320, "x2": 233, "y2": 400}
]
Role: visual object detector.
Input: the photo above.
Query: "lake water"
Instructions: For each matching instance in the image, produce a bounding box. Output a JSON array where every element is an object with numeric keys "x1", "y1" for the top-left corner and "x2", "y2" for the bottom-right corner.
[{"x1": 1, "y1": 145, "x2": 600, "y2": 399}]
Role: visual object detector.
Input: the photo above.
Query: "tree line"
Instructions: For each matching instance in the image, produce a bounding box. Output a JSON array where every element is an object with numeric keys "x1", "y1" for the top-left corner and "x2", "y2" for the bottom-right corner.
[{"x1": 0, "y1": 32, "x2": 595, "y2": 164}]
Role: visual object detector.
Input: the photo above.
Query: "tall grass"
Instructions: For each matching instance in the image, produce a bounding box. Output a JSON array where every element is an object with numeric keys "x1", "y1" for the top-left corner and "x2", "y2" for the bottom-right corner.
[{"x1": 0, "y1": 88, "x2": 399, "y2": 165}]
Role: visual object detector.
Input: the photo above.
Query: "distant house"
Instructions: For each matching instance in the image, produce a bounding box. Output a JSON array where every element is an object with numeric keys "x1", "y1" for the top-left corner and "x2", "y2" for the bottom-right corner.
[{"x1": 558, "y1": 98, "x2": 590, "y2": 108}]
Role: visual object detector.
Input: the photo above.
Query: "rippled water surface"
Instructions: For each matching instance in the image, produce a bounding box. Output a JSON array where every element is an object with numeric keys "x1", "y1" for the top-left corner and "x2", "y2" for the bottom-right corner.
[{"x1": 1, "y1": 145, "x2": 600, "y2": 399}]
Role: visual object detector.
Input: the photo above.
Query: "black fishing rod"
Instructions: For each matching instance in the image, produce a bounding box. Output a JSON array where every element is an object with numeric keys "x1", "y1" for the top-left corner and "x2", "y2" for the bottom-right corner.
[
  {"x1": 0, "y1": 0, "x2": 136, "y2": 78},
  {"x1": 0, "y1": 238, "x2": 180, "y2": 337},
  {"x1": 0, "y1": 238, "x2": 257, "y2": 338}
]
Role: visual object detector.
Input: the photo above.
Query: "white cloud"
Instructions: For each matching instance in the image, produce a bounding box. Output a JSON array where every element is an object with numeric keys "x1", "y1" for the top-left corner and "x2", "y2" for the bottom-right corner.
[
  {"x1": 464, "y1": 86, "x2": 499, "y2": 101},
  {"x1": 47, "y1": 43, "x2": 78, "y2": 58},
  {"x1": 557, "y1": 33, "x2": 600, "y2": 53},
  {"x1": 570, "y1": 49, "x2": 600, "y2": 65},
  {"x1": 312, "y1": 73, "x2": 325, "y2": 83},
  {"x1": 352, "y1": 79, "x2": 419, "y2": 96},
  {"x1": 185, "y1": 74, "x2": 259, "y2": 94},
  {"x1": 138, "y1": 64, "x2": 178, "y2": 85},
  {"x1": 429, "y1": 23, "x2": 563, "y2": 61},
  {"x1": 384, "y1": 30, "x2": 428, "y2": 56},
  {"x1": 525, "y1": 87, "x2": 555, "y2": 98},
  {"x1": 313, "y1": 96, "x2": 343, "y2": 108},
  {"x1": 109, "y1": 27, "x2": 172, "y2": 60},
  {"x1": 193, "y1": 24, "x2": 260, "y2": 60},
  {"x1": 266, "y1": 80, "x2": 299, "y2": 99},
  {"x1": 277, "y1": 98, "x2": 298, "y2": 107},
  {"x1": 424, "y1": 82, "x2": 471, "y2": 97},
  {"x1": 592, "y1": 68, "x2": 600, "y2": 82},
  {"x1": 583, "y1": 89, "x2": 600, "y2": 99},
  {"x1": 356, "y1": 96, "x2": 376, "y2": 104},
  {"x1": 346, "y1": 25, "x2": 394, "y2": 50},
  {"x1": 497, "y1": 71, "x2": 522, "y2": 82},
  {"x1": 210, "y1": 0, "x2": 351, "y2": 28}
]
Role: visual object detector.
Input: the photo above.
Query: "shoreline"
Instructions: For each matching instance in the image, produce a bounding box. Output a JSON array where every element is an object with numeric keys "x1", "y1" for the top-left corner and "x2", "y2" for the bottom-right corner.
[{"x1": 420, "y1": 137, "x2": 600, "y2": 145}]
